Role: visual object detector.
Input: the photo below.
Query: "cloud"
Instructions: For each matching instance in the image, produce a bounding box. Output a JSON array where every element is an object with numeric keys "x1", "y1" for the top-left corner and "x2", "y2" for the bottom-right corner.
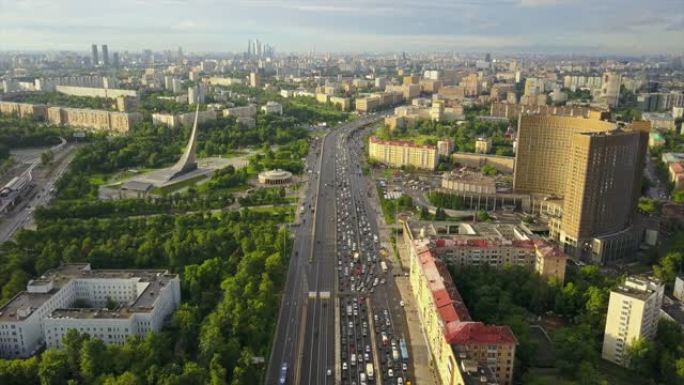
[{"x1": 517, "y1": 0, "x2": 575, "y2": 7}]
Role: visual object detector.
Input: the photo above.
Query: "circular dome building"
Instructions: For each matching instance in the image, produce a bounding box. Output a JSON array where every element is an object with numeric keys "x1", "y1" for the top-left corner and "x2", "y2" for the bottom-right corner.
[{"x1": 258, "y1": 169, "x2": 293, "y2": 185}]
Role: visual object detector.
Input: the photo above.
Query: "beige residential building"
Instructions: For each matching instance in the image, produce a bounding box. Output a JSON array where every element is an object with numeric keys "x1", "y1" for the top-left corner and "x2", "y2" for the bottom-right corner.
[
  {"x1": 475, "y1": 137, "x2": 492, "y2": 154},
  {"x1": 223, "y1": 105, "x2": 257, "y2": 127},
  {"x1": 602, "y1": 276, "x2": 664, "y2": 367},
  {"x1": 47, "y1": 107, "x2": 141, "y2": 133},
  {"x1": 460, "y1": 73, "x2": 480, "y2": 97},
  {"x1": 438, "y1": 86, "x2": 466, "y2": 102},
  {"x1": 249, "y1": 72, "x2": 261, "y2": 88},
  {"x1": 600, "y1": 72, "x2": 622, "y2": 107},
  {"x1": 55, "y1": 85, "x2": 138, "y2": 99},
  {"x1": 355, "y1": 91, "x2": 403, "y2": 113},
  {"x1": 514, "y1": 114, "x2": 649, "y2": 263},
  {"x1": 0, "y1": 101, "x2": 48, "y2": 120},
  {"x1": 489, "y1": 102, "x2": 605, "y2": 120},
  {"x1": 368, "y1": 136, "x2": 438, "y2": 170},
  {"x1": 523, "y1": 78, "x2": 544, "y2": 96},
  {"x1": 403, "y1": 221, "x2": 518, "y2": 385},
  {"x1": 329, "y1": 96, "x2": 350, "y2": 111}
]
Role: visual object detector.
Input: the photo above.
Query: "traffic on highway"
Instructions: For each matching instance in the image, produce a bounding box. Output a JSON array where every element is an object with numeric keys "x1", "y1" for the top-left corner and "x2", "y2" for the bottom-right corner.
[
  {"x1": 334, "y1": 122, "x2": 412, "y2": 385},
  {"x1": 266, "y1": 114, "x2": 411, "y2": 385}
]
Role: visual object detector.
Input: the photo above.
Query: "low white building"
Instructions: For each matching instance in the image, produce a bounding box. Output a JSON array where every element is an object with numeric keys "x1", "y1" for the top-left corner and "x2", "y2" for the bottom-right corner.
[
  {"x1": 261, "y1": 101, "x2": 283, "y2": 115},
  {"x1": 0, "y1": 264, "x2": 180, "y2": 358}
]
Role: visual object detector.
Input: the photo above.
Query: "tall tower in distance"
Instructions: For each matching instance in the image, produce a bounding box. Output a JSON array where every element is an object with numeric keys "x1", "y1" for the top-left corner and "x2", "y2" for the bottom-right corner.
[
  {"x1": 101, "y1": 44, "x2": 109, "y2": 67},
  {"x1": 91, "y1": 44, "x2": 99, "y2": 66}
]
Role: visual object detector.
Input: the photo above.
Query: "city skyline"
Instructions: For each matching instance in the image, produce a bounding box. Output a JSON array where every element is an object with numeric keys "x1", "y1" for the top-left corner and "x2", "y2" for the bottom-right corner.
[{"x1": 0, "y1": 0, "x2": 683, "y2": 55}]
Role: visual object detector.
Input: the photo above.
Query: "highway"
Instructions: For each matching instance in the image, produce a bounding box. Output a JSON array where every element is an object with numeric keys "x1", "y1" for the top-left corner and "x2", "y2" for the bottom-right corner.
[
  {"x1": 265, "y1": 116, "x2": 383, "y2": 385},
  {"x1": 0, "y1": 140, "x2": 76, "y2": 243}
]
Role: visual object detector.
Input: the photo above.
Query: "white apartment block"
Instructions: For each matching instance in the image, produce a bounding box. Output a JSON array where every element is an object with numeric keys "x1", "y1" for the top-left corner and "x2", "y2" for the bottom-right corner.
[
  {"x1": 0, "y1": 264, "x2": 180, "y2": 358},
  {"x1": 261, "y1": 101, "x2": 283, "y2": 115},
  {"x1": 35, "y1": 76, "x2": 118, "y2": 92},
  {"x1": 602, "y1": 276, "x2": 664, "y2": 367}
]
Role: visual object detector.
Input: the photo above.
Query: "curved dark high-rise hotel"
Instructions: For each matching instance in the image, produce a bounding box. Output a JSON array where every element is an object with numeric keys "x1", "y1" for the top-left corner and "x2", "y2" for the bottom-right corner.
[{"x1": 514, "y1": 114, "x2": 650, "y2": 264}]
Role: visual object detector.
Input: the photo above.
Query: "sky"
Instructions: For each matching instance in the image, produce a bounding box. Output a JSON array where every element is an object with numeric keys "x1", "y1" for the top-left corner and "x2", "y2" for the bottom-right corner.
[{"x1": 0, "y1": 0, "x2": 683, "y2": 55}]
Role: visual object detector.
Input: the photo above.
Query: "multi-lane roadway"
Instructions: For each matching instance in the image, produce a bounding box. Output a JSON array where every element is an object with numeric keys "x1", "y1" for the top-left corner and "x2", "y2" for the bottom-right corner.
[{"x1": 266, "y1": 115, "x2": 412, "y2": 385}]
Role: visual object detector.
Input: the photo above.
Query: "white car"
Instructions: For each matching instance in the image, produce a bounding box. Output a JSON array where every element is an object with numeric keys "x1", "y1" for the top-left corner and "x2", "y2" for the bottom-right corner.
[
  {"x1": 342, "y1": 362, "x2": 348, "y2": 370},
  {"x1": 388, "y1": 369, "x2": 394, "y2": 378}
]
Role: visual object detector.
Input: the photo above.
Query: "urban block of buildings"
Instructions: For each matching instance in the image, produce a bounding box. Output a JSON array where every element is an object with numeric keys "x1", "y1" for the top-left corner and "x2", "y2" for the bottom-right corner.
[
  {"x1": 0, "y1": 264, "x2": 180, "y2": 358},
  {"x1": 368, "y1": 136, "x2": 439, "y2": 170},
  {"x1": 261, "y1": 101, "x2": 283, "y2": 115},
  {"x1": 514, "y1": 114, "x2": 650, "y2": 263},
  {"x1": 152, "y1": 109, "x2": 217, "y2": 128},
  {"x1": 223, "y1": 104, "x2": 257, "y2": 127},
  {"x1": 47, "y1": 106, "x2": 142, "y2": 134},
  {"x1": 403, "y1": 222, "x2": 517, "y2": 385},
  {"x1": 404, "y1": 220, "x2": 567, "y2": 284}
]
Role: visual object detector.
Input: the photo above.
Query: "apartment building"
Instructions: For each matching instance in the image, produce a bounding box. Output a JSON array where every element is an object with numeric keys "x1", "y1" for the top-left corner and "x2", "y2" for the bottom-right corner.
[
  {"x1": 0, "y1": 264, "x2": 180, "y2": 358},
  {"x1": 223, "y1": 105, "x2": 257, "y2": 127},
  {"x1": 0, "y1": 101, "x2": 48, "y2": 120},
  {"x1": 35, "y1": 75, "x2": 118, "y2": 92},
  {"x1": 355, "y1": 91, "x2": 403, "y2": 113},
  {"x1": 405, "y1": 221, "x2": 567, "y2": 283},
  {"x1": 55, "y1": 85, "x2": 138, "y2": 99},
  {"x1": 405, "y1": 226, "x2": 516, "y2": 385},
  {"x1": 602, "y1": 276, "x2": 664, "y2": 367},
  {"x1": 152, "y1": 109, "x2": 217, "y2": 128},
  {"x1": 47, "y1": 107, "x2": 142, "y2": 133},
  {"x1": 514, "y1": 114, "x2": 649, "y2": 263},
  {"x1": 489, "y1": 102, "x2": 604, "y2": 120},
  {"x1": 368, "y1": 136, "x2": 438, "y2": 170}
]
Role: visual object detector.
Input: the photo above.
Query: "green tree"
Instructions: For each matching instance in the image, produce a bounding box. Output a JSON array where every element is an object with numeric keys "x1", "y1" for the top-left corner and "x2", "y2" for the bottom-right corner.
[{"x1": 38, "y1": 349, "x2": 70, "y2": 385}]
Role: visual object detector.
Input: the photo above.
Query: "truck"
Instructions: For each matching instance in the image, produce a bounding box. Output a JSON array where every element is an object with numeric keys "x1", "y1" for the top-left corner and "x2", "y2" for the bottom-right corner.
[
  {"x1": 380, "y1": 261, "x2": 388, "y2": 273},
  {"x1": 392, "y1": 347, "x2": 400, "y2": 361},
  {"x1": 365, "y1": 363, "x2": 374, "y2": 380},
  {"x1": 347, "y1": 305, "x2": 353, "y2": 316}
]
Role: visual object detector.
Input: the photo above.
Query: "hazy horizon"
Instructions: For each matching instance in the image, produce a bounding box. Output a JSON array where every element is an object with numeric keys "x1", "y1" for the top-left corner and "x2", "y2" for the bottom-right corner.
[{"x1": 0, "y1": 0, "x2": 683, "y2": 55}]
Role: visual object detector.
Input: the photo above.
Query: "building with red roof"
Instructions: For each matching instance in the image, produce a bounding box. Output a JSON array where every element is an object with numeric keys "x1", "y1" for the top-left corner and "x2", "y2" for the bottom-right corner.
[{"x1": 409, "y1": 240, "x2": 516, "y2": 385}]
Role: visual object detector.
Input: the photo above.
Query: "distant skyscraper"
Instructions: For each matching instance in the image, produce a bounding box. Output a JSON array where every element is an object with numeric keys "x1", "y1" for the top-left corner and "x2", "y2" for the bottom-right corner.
[
  {"x1": 91, "y1": 44, "x2": 99, "y2": 66},
  {"x1": 101, "y1": 44, "x2": 109, "y2": 67},
  {"x1": 177, "y1": 47, "x2": 183, "y2": 64},
  {"x1": 485, "y1": 52, "x2": 492, "y2": 62},
  {"x1": 112, "y1": 52, "x2": 120, "y2": 68}
]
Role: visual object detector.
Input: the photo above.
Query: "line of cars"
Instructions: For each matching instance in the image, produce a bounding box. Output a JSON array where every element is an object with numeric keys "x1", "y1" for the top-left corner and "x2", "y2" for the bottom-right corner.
[{"x1": 334, "y1": 127, "x2": 411, "y2": 385}]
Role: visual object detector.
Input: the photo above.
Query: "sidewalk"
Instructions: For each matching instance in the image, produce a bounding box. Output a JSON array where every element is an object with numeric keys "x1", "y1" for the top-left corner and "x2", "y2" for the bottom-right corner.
[
  {"x1": 374, "y1": 202, "x2": 437, "y2": 385},
  {"x1": 395, "y1": 238, "x2": 438, "y2": 385}
]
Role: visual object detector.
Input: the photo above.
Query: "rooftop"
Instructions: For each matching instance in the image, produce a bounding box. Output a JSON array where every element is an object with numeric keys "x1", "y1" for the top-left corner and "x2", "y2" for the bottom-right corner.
[
  {"x1": 415, "y1": 244, "x2": 517, "y2": 346},
  {"x1": 0, "y1": 264, "x2": 177, "y2": 322},
  {"x1": 369, "y1": 135, "x2": 436, "y2": 150},
  {"x1": 613, "y1": 276, "x2": 663, "y2": 301}
]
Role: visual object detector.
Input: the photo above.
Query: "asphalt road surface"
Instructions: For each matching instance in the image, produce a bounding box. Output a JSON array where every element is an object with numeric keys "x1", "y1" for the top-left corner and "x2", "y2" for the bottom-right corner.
[{"x1": 265, "y1": 116, "x2": 385, "y2": 385}]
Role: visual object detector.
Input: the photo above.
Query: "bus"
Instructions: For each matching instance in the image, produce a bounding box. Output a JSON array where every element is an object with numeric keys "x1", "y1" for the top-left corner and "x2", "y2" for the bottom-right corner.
[
  {"x1": 400, "y1": 338, "x2": 409, "y2": 363},
  {"x1": 279, "y1": 363, "x2": 288, "y2": 384}
]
